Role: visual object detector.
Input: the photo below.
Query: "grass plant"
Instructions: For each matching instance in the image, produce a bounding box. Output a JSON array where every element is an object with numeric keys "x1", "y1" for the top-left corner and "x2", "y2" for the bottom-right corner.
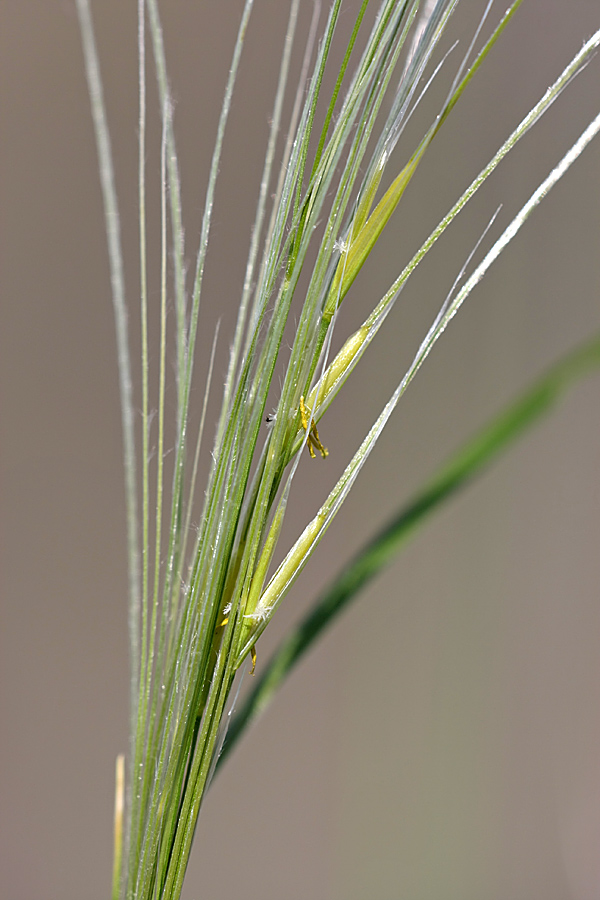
[{"x1": 75, "y1": 2, "x2": 600, "y2": 897}]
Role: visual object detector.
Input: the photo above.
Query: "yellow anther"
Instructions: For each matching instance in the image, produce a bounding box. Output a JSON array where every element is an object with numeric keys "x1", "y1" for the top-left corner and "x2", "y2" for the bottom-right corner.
[
  {"x1": 250, "y1": 645, "x2": 257, "y2": 676},
  {"x1": 299, "y1": 395, "x2": 328, "y2": 459},
  {"x1": 219, "y1": 617, "x2": 229, "y2": 628},
  {"x1": 299, "y1": 394, "x2": 310, "y2": 430},
  {"x1": 310, "y1": 420, "x2": 328, "y2": 459}
]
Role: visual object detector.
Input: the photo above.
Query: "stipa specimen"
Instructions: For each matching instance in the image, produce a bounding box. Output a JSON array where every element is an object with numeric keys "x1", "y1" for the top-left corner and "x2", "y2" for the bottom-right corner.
[{"x1": 76, "y1": 1, "x2": 600, "y2": 898}]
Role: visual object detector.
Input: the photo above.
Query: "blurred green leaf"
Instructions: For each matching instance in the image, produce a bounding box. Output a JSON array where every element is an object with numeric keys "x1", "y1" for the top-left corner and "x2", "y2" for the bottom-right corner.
[{"x1": 220, "y1": 333, "x2": 600, "y2": 765}]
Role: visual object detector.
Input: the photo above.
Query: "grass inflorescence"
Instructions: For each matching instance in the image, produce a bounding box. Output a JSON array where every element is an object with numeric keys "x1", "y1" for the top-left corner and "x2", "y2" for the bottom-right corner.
[{"x1": 76, "y1": 2, "x2": 600, "y2": 898}]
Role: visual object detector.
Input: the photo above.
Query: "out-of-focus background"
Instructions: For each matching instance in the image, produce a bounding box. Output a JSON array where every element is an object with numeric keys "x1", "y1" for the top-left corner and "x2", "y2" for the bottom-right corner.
[{"x1": 1, "y1": 2, "x2": 599, "y2": 899}]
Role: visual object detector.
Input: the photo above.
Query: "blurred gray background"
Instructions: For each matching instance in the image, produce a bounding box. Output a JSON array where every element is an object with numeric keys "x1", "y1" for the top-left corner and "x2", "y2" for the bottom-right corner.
[{"x1": 1, "y1": 2, "x2": 599, "y2": 899}]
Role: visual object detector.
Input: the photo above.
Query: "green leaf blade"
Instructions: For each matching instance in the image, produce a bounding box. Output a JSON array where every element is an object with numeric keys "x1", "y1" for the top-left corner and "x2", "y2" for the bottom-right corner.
[{"x1": 220, "y1": 334, "x2": 600, "y2": 765}]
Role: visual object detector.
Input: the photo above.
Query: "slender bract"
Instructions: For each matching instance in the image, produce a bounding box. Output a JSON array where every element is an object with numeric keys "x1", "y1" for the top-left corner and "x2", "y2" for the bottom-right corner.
[{"x1": 77, "y1": 1, "x2": 599, "y2": 898}]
